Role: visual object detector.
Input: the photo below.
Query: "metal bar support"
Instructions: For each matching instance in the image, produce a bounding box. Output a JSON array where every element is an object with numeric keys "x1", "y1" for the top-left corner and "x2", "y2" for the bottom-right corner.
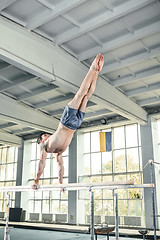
[
  {"x1": 113, "y1": 190, "x2": 119, "y2": 240},
  {"x1": 4, "y1": 192, "x2": 10, "y2": 240},
  {"x1": 90, "y1": 189, "x2": 94, "y2": 240},
  {"x1": 150, "y1": 162, "x2": 156, "y2": 240}
]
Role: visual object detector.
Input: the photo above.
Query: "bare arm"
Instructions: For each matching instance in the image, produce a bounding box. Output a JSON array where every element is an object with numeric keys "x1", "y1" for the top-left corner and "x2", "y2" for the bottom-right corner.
[
  {"x1": 55, "y1": 153, "x2": 64, "y2": 184},
  {"x1": 32, "y1": 144, "x2": 47, "y2": 188}
]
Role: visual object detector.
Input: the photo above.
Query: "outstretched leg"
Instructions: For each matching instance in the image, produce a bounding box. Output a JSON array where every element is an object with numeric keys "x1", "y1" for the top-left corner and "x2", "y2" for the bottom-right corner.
[{"x1": 68, "y1": 54, "x2": 104, "y2": 110}]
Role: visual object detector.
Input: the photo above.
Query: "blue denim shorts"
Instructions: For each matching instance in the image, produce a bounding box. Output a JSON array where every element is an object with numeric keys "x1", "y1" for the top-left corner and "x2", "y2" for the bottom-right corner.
[{"x1": 60, "y1": 105, "x2": 85, "y2": 130}]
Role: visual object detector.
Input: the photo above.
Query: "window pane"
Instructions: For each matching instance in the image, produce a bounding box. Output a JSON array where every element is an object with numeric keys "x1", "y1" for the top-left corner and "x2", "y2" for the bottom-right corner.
[
  {"x1": 60, "y1": 201, "x2": 68, "y2": 213},
  {"x1": 129, "y1": 200, "x2": 142, "y2": 216},
  {"x1": 94, "y1": 200, "x2": 102, "y2": 215},
  {"x1": 84, "y1": 133, "x2": 90, "y2": 153},
  {"x1": 114, "y1": 174, "x2": 126, "y2": 181},
  {"x1": 102, "y1": 152, "x2": 112, "y2": 173},
  {"x1": 103, "y1": 200, "x2": 114, "y2": 215},
  {"x1": 29, "y1": 200, "x2": 34, "y2": 213},
  {"x1": 0, "y1": 165, "x2": 6, "y2": 180},
  {"x1": 128, "y1": 173, "x2": 141, "y2": 184},
  {"x1": 0, "y1": 200, "x2": 3, "y2": 211},
  {"x1": 103, "y1": 175, "x2": 112, "y2": 182},
  {"x1": 52, "y1": 200, "x2": 60, "y2": 213},
  {"x1": 6, "y1": 164, "x2": 13, "y2": 180},
  {"x1": 8, "y1": 147, "x2": 15, "y2": 163},
  {"x1": 91, "y1": 131, "x2": 100, "y2": 152},
  {"x1": 63, "y1": 156, "x2": 68, "y2": 177},
  {"x1": 0, "y1": 183, "x2": 4, "y2": 199},
  {"x1": 30, "y1": 161, "x2": 36, "y2": 179},
  {"x1": 36, "y1": 145, "x2": 40, "y2": 159},
  {"x1": 157, "y1": 120, "x2": 160, "y2": 143},
  {"x1": 118, "y1": 200, "x2": 128, "y2": 216},
  {"x1": 14, "y1": 163, "x2": 17, "y2": 179},
  {"x1": 84, "y1": 154, "x2": 90, "y2": 175},
  {"x1": 31, "y1": 142, "x2": 37, "y2": 160},
  {"x1": 2, "y1": 148, "x2": 7, "y2": 163},
  {"x1": 113, "y1": 127, "x2": 125, "y2": 149},
  {"x1": 103, "y1": 189, "x2": 113, "y2": 200},
  {"x1": 42, "y1": 200, "x2": 50, "y2": 213},
  {"x1": 84, "y1": 200, "x2": 90, "y2": 219},
  {"x1": 43, "y1": 191, "x2": 49, "y2": 200},
  {"x1": 90, "y1": 176, "x2": 102, "y2": 183},
  {"x1": 0, "y1": 149, "x2": 2, "y2": 164},
  {"x1": 79, "y1": 189, "x2": 90, "y2": 200},
  {"x1": 53, "y1": 158, "x2": 58, "y2": 177},
  {"x1": 35, "y1": 190, "x2": 42, "y2": 199},
  {"x1": 35, "y1": 201, "x2": 41, "y2": 213},
  {"x1": 127, "y1": 148, "x2": 139, "y2": 172},
  {"x1": 114, "y1": 150, "x2": 126, "y2": 172},
  {"x1": 126, "y1": 124, "x2": 138, "y2": 148},
  {"x1": 129, "y1": 188, "x2": 141, "y2": 200},
  {"x1": 91, "y1": 153, "x2": 101, "y2": 174}
]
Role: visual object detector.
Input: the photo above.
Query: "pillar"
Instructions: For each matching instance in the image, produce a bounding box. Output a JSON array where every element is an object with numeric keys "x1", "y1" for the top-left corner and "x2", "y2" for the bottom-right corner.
[
  {"x1": 15, "y1": 140, "x2": 24, "y2": 208},
  {"x1": 68, "y1": 132, "x2": 77, "y2": 224},
  {"x1": 140, "y1": 117, "x2": 158, "y2": 229}
]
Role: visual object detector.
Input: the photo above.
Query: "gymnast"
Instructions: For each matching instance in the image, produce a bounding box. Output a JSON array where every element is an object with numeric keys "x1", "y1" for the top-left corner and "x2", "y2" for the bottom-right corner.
[{"x1": 32, "y1": 54, "x2": 104, "y2": 190}]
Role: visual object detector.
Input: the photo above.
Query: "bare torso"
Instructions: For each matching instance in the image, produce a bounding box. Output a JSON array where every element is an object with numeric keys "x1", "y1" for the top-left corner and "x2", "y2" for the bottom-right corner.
[{"x1": 45, "y1": 123, "x2": 75, "y2": 154}]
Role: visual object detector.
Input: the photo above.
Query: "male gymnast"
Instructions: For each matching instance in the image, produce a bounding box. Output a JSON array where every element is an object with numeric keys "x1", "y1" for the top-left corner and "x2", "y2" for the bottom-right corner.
[{"x1": 32, "y1": 54, "x2": 104, "y2": 190}]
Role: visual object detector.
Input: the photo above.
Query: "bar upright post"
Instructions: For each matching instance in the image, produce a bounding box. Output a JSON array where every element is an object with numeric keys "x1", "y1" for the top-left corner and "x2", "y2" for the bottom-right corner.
[
  {"x1": 90, "y1": 189, "x2": 94, "y2": 240},
  {"x1": 150, "y1": 161, "x2": 156, "y2": 240},
  {"x1": 113, "y1": 190, "x2": 119, "y2": 240},
  {"x1": 4, "y1": 192, "x2": 10, "y2": 240}
]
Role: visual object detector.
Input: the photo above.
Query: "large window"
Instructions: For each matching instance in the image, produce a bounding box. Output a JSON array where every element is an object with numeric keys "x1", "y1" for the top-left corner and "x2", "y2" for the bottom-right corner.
[
  {"x1": 0, "y1": 147, "x2": 18, "y2": 212},
  {"x1": 78, "y1": 124, "x2": 144, "y2": 224},
  {"x1": 28, "y1": 141, "x2": 69, "y2": 216}
]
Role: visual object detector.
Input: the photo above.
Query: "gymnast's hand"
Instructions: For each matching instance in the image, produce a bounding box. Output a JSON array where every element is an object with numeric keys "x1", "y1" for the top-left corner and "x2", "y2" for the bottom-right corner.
[{"x1": 32, "y1": 178, "x2": 40, "y2": 190}]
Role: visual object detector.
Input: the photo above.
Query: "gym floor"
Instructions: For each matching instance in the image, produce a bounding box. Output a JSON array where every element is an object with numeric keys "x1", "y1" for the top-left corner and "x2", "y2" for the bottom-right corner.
[
  {"x1": 0, "y1": 227, "x2": 142, "y2": 240},
  {"x1": 0, "y1": 222, "x2": 160, "y2": 240}
]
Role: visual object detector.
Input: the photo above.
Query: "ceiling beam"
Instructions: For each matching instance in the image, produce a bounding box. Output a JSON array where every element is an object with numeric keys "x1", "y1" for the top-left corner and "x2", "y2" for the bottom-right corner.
[
  {"x1": 126, "y1": 82, "x2": 160, "y2": 97},
  {"x1": 34, "y1": 93, "x2": 74, "y2": 109},
  {"x1": 12, "y1": 127, "x2": 34, "y2": 134},
  {"x1": 26, "y1": 0, "x2": 87, "y2": 30},
  {"x1": 101, "y1": 46, "x2": 160, "y2": 74},
  {"x1": 85, "y1": 109, "x2": 112, "y2": 119},
  {"x1": 49, "y1": 101, "x2": 97, "y2": 116},
  {"x1": 138, "y1": 97, "x2": 160, "y2": 106},
  {"x1": 98, "y1": 0, "x2": 114, "y2": 12},
  {"x1": 0, "y1": 130, "x2": 22, "y2": 147},
  {"x1": 0, "y1": 94, "x2": 59, "y2": 132},
  {"x1": 0, "y1": 122, "x2": 17, "y2": 129},
  {"x1": 0, "y1": 61, "x2": 10, "y2": 71},
  {"x1": 0, "y1": 0, "x2": 17, "y2": 11},
  {"x1": 35, "y1": 0, "x2": 55, "y2": 10},
  {"x1": 0, "y1": 16, "x2": 147, "y2": 124},
  {"x1": 17, "y1": 84, "x2": 59, "y2": 101},
  {"x1": 0, "y1": 75, "x2": 37, "y2": 93},
  {"x1": 56, "y1": 0, "x2": 154, "y2": 44},
  {"x1": 113, "y1": 66, "x2": 160, "y2": 87},
  {"x1": 78, "y1": 21, "x2": 160, "y2": 61}
]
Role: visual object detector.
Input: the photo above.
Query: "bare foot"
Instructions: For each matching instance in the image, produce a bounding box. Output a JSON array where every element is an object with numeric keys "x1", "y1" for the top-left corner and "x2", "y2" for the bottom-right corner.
[{"x1": 91, "y1": 53, "x2": 104, "y2": 72}]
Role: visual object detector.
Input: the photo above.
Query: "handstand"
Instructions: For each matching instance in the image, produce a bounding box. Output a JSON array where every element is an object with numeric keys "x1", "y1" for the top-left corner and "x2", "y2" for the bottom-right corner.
[{"x1": 32, "y1": 54, "x2": 104, "y2": 189}]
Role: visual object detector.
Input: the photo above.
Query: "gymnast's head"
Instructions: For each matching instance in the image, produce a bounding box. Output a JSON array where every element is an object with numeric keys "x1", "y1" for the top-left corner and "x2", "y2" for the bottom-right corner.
[{"x1": 37, "y1": 132, "x2": 51, "y2": 144}]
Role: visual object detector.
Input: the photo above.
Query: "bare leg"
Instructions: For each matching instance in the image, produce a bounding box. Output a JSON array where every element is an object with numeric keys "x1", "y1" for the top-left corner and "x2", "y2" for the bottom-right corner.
[{"x1": 68, "y1": 54, "x2": 104, "y2": 110}]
